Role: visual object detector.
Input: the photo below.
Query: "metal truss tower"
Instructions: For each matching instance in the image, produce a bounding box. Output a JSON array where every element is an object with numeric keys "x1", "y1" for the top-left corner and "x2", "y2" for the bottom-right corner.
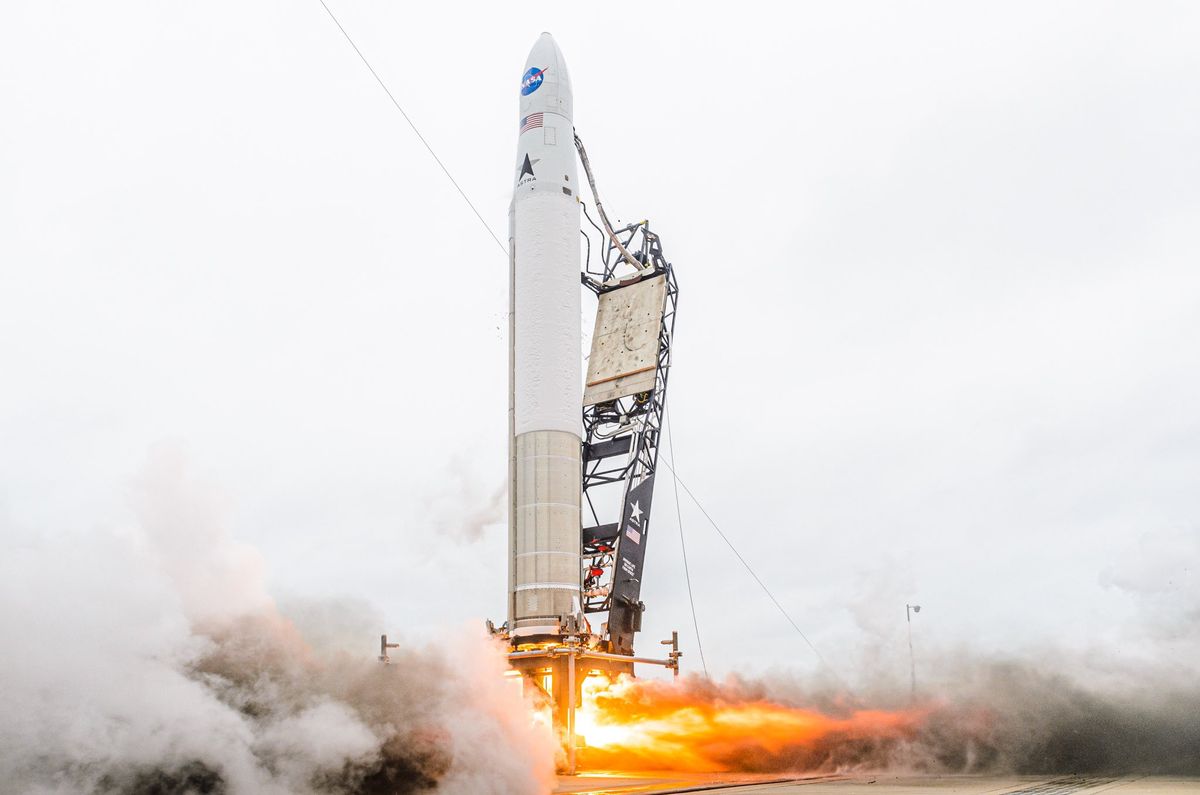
[{"x1": 579, "y1": 219, "x2": 679, "y2": 656}]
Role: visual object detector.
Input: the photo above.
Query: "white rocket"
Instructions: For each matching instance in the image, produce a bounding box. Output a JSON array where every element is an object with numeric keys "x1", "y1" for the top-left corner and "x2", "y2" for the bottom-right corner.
[{"x1": 507, "y1": 33, "x2": 582, "y2": 642}]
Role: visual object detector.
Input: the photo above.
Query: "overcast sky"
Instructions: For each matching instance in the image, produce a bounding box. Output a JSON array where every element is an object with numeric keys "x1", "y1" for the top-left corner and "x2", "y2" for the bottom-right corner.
[{"x1": 3, "y1": 1, "x2": 1198, "y2": 686}]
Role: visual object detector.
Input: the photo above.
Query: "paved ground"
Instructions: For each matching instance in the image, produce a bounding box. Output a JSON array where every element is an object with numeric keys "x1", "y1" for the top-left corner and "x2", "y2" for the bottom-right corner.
[{"x1": 553, "y1": 774, "x2": 1200, "y2": 795}]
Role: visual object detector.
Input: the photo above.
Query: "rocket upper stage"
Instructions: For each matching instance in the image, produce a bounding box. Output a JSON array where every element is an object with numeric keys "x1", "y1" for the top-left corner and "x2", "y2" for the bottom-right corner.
[
  {"x1": 514, "y1": 33, "x2": 575, "y2": 203},
  {"x1": 511, "y1": 33, "x2": 580, "y2": 438}
]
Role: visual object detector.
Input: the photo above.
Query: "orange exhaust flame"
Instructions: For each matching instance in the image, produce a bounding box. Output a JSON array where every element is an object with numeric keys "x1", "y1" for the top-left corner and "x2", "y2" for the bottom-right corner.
[{"x1": 574, "y1": 675, "x2": 924, "y2": 773}]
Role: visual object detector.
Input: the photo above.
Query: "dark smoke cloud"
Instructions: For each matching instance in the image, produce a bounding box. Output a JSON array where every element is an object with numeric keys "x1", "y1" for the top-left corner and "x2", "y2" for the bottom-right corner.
[
  {"x1": 0, "y1": 446, "x2": 554, "y2": 794},
  {"x1": 910, "y1": 662, "x2": 1200, "y2": 775}
]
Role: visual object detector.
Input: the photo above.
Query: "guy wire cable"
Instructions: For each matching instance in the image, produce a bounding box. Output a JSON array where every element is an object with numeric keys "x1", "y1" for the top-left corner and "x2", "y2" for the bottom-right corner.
[{"x1": 316, "y1": 0, "x2": 507, "y2": 256}]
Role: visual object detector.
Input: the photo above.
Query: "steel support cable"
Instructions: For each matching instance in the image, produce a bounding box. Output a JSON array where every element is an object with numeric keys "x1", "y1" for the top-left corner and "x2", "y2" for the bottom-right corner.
[
  {"x1": 580, "y1": 228, "x2": 591, "y2": 274},
  {"x1": 664, "y1": 405, "x2": 710, "y2": 679},
  {"x1": 580, "y1": 200, "x2": 605, "y2": 240},
  {"x1": 656, "y1": 456, "x2": 849, "y2": 688},
  {"x1": 579, "y1": 200, "x2": 608, "y2": 278},
  {"x1": 316, "y1": 0, "x2": 507, "y2": 256}
]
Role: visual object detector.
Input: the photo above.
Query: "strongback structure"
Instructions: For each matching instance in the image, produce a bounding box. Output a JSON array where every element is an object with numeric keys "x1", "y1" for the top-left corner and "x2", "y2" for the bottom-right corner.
[{"x1": 580, "y1": 222, "x2": 679, "y2": 656}]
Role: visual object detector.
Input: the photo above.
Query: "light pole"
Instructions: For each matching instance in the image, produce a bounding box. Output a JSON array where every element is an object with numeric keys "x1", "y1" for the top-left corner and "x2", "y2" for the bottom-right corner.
[{"x1": 906, "y1": 604, "x2": 921, "y2": 701}]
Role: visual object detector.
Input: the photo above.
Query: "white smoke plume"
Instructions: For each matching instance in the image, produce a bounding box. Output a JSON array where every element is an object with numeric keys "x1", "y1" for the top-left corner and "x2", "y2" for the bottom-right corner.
[
  {"x1": 3, "y1": 443, "x2": 1197, "y2": 789},
  {"x1": 419, "y1": 455, "x2": 506, "y2": 544},
  {"x1": 0, "y1": 445, "x2": 556, "y2": 794}
]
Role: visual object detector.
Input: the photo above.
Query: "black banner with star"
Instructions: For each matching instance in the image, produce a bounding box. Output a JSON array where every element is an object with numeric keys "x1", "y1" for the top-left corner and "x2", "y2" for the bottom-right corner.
[{"x1": 607, "y1": 474, "x2": 656, "y2": 654}]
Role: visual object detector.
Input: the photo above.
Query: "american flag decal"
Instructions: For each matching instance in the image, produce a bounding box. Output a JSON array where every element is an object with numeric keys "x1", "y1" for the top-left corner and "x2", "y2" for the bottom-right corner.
[{"x1": 520, "y1": 113, "x2": 544, "y2": 134}]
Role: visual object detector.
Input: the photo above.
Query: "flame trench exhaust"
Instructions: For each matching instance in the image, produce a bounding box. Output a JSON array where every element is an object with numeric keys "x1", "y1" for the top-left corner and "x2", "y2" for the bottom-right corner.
[
  {"x1": 489, "y1": 33, "x2": 683, "y2": 773},
  {"x1": 574, "y1": 677, "x2": 925, "y2": 774}
]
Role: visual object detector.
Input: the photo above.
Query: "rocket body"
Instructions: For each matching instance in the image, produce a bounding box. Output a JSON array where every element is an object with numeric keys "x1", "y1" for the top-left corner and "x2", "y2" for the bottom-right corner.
[{"x1": 508, "y1": 33, "x2": 581, "y2": 641}]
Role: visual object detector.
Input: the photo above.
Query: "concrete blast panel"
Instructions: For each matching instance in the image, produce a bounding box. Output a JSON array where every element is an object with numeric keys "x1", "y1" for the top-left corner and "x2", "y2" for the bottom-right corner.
[{"x1": 584, "y1": 274, "x2": 667, "y2": 406}]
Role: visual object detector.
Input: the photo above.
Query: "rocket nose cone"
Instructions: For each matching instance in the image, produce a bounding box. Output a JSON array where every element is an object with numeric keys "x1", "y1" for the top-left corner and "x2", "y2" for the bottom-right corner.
[{"x1": 521, "y1": 32, "x2": 571, "y2": 103}]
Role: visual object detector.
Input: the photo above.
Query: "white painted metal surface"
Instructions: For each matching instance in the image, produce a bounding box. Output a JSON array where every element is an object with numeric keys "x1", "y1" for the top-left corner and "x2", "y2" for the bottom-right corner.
[
  {"x1": 508, "y1": 33, "x2": 582, "y2": 639},
  {"x1": 512, "y1": 32, "x2": 579, "y2": 437}
]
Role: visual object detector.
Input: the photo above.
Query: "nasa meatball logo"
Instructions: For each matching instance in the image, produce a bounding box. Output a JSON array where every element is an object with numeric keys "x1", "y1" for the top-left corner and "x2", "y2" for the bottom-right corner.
[{"x1": 520, "y1": 67, "x2": 546, "y2": 95}]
